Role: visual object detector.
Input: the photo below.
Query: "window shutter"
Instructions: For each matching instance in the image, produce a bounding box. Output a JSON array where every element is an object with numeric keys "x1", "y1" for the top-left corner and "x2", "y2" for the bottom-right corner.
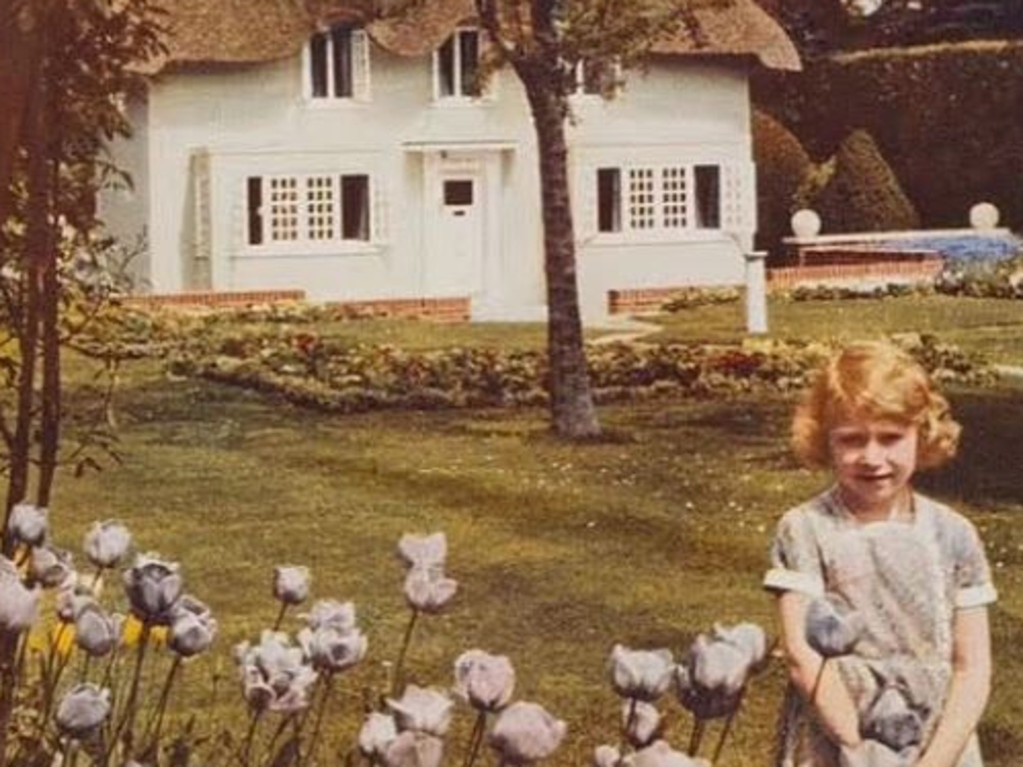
[
  {"x1": 721, "y1": 162, "x2": 755, "y2": 235},
  {"x1": 352, "y1": 29, "x2": 371, "y2": 101},
  {"x1": 190, "y1": 152, "x2": 213, "y2": 288},
  {"x1": 372, "y1": 176, "x2": 387, "y2": 242},
  {"x1": 578, "y1": 166, "x2": 597, "y2": 238}
]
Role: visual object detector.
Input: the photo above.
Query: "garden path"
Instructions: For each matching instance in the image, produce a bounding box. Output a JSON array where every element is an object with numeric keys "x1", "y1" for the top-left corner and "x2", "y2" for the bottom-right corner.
[{"x1": 587, "y1": 315, "x2": 663, "y2": 345}]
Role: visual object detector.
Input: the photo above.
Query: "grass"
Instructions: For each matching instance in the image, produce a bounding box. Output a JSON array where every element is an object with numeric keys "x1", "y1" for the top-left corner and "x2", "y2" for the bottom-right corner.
[
  {"x1": 36, "y1": 295, "x2": 1023, "y2": 766},
  {"x1": 648, "y1": 295, "x2": 1023, "y2": 365}
]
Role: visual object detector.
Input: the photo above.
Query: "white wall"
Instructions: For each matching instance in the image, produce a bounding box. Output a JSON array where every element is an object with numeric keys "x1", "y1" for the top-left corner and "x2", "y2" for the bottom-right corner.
[{"x1": 112, "y1": 45, "x2": 756, "y2": 318}]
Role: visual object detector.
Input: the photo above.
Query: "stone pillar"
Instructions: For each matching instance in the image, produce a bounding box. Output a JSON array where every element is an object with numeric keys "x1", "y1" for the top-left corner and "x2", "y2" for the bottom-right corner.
[{"x1": 744, "y1": 250, "x2": 769, "y2": 335}]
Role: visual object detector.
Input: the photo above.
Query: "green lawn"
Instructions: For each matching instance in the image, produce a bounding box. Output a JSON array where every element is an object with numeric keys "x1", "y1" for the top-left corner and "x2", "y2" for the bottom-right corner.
[
  {"x1": 39, "y1": 296, "x2": 1023, "y2": 766},
  {"x1": 648, "y1": 295, "x2": 1023, "y2": 365}
]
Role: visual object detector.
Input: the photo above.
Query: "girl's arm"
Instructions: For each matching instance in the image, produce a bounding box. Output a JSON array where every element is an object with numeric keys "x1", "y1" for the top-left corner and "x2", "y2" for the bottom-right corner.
[
  {"x1": 777, "y1": 590, "x2": 862, "y2": 747},
  {"x1": 916, "y1": 606, "x2": 992, "y2": 767}
]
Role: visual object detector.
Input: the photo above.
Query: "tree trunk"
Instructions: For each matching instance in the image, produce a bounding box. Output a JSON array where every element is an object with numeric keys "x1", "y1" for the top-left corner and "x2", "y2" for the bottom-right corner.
[
  {"x1": 520, "y1": 77, "x2": 601, "y2": 439},
  {"x1": 0, "y1": 1, "x2": 45, "y2": 229}
]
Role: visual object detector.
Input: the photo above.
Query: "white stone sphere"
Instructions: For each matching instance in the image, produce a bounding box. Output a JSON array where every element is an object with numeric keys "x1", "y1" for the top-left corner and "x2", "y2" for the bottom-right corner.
[
  {"x1": 969, "y1": 202, "x2": 1000, "y2": 230},
  {"x1": 791, "y1": 209, "x2": 822, "y2": 238}
]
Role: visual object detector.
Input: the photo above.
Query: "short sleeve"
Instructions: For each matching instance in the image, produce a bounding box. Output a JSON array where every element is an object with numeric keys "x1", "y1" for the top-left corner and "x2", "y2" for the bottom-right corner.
[
  {"x1": 949, "y1": 516, "x2": 997, "y2": 609},
  {"x1": 763, "y1": 509, "x2": 826, "y2": 597}
]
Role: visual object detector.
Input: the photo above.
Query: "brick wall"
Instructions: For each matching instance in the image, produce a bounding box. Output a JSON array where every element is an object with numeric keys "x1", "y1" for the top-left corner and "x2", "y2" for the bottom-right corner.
[
  {"x1": 124, "y1": 290, "x2": 307, "y2": 308},
  {"x1": 607, "y1": 288, "x2": 686, "y2": 315},
  {"x1": 766, "y1": 259, "x2": 943, "y2": 289}
]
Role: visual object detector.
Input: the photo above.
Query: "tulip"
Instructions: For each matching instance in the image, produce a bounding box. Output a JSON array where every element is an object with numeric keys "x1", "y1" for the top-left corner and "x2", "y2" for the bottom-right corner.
[
  {"x1": 862, "y1": 687, "x2": 924, "y2": 751},
  {"x1": 0, "y1": 557, "x2": 40, "y2": 633},
  {"x1": 358, "y1": 712, "x2": 399, "y2": 760},
  {"x1": 297, "y1": 624, "x2": 367, "y2": 672},
  {"x1": 454, "y1": 649, "x2": 516, "y2": 712},
  {"x1": 235, "y1": 630, "x2": 319, "y2": 713},
  {"x1": 839, "y1": 740, "x2": 919, "y2": 767},
  {"x1": 303, "y1": 598, "x2": 357, "y2": 632},
  {"x1": 30, "y1": 544, "x2": 74, "y2": 589},
  {"x1": 630, "y1": 740, "x2": 705, "y2": 767},
  {"x1": 83, "y1": 520, "x2": 132, "y2": 569},
  {"x1": 622, "y1": 699, "x2": 661, "y2": 748},
  {"x1": 8, "y1": 502, "x2": 47, "y2": 547},
  {"x1": 169, "y1": 597, "x2": 217, "y2": 657},
  {"x1": 403, "y1": 566, "x2": 457, "y2": 614},
  {"x1": 123, "y1": 553, "x2": 183, "y2": 625},
  {"x1": 273, "y1": 565, "x2": 311, "y2": 606},
  {"x1": 74, "y1": 601, "x2": 123, "y2": 657},
  {"x1": 488, "y1": 701, "x2": 567, "y2": 765},
  {"x1": 675, "y1": 663, "x2": 742, "y2": 722},
  {"x1": 387, "y1": 685, "x2": 454, "y2": 736},
  {"x1": 593, "y1": 745, "x2": 622, "y2": 767},
  {"x1": 57, "y1": 583, "x2": 95, "y2": 624},
  {"x1": 55, "y1": 683, "x2": 112, "y2": 739},
  {"x1": 383, "y1": 730, "x2": 445, "y2": 767},
  {"x1": 397, "y1": 532, "x2": 447, "y2": 571},
  {"x1": 608, "y1": 645, "x2": 674, "y2": 702},
  {"x1": 711, "y1": 622, "x2": 768, "y2": 673},
  {"x1": 689, "y1": 635, "x2": 749, "y2": 697},
  {"x1": 805, "y1": 597, "x2": 863, "y2": 659}
]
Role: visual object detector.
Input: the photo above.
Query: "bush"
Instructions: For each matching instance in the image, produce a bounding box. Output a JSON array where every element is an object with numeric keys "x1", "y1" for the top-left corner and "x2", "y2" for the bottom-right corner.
[
  {"x1": 752, "y1": 110, "x2": 813, "y2": 254},
  {"x1": 753, "y1": 40, "x2": 1023, "y2": 230},
  {"x1": 811, "y1": 129, "x2": 921, "y2": 234}
]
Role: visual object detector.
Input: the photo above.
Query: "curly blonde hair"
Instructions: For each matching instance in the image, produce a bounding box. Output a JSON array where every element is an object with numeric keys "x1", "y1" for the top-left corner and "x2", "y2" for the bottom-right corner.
[{"x1": 791, "y1": 341, "x2": 961, "y2": 470}]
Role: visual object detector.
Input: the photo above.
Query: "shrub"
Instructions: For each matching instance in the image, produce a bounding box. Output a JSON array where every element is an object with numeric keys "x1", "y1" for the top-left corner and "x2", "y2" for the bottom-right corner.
[
  {"x1": 811, "y1": 129, "x2": 921, "y2": 234},
  {"x1": 753, "y1": 40, "x2": 1023, "y2": 230},
  {"x1": 752, "y1": 110, "x2": 813, "y2": 254}
]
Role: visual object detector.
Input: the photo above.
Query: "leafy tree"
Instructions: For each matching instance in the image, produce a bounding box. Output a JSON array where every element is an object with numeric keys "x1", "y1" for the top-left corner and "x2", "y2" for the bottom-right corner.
[
  {"x1": 473, "y1": 0, "x2": 726, "y2": 439},
  {"x1": 0, "y1": 3, "x2": 162, "y2": 760}
]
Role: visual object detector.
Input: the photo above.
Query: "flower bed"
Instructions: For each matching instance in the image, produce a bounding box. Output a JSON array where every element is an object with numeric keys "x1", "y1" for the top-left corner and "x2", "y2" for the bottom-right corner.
[{"x1": 164, "y1": 334, "x2": 993, "y2": 416}]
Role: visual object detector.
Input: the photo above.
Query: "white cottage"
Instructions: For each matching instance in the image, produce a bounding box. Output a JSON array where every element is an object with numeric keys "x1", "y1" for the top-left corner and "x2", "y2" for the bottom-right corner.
[{"x1": 102, "y1": 0, "x2": 799, "y2": 320}]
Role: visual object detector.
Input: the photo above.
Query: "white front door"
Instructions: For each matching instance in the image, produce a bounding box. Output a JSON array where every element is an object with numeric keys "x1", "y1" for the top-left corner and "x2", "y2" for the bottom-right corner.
[{"x1": 438, "y1": 175, "x2": 484, "y2": 295}]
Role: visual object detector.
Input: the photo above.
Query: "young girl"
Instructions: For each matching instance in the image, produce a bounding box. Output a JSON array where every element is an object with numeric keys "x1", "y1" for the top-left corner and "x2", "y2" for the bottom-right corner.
[{"x1": 764, "y1": 341, "x2": 997, "y2": 767}]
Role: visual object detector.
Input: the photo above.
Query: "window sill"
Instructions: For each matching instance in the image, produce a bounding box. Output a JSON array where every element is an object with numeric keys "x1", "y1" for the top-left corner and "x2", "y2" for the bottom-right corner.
[
  {"x1": 431, "y1": 96, "x2": 495, "y2": 108},
  {"x1": 302, "y1": 97, "x2": 372, "y2": 109},
  {"x1": 587, "y1": 230, "x2": 731, "y2": 247},
  {"x1": 239, "y1": 242, "x2": 384, "y2": 258}
]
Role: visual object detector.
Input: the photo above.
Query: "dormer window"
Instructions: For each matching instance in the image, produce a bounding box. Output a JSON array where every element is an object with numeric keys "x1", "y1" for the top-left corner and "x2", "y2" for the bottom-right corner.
[
  {"x1": 435, "y1": 28, "x2": 482, "y2": 99},
  {"x1": 574, "y1": 58, "x2": 621, "y2": 97},
  {"x1": 307, "y1": 24, "x2": 370, "y2": 101}
]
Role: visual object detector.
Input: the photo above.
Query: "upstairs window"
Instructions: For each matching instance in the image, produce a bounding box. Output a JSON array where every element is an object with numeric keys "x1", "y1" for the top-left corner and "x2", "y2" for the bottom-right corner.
[
  {"x1": 435, "y1": 28, "x2": 482, "y2": 99},
  {"x1": 574, "y1": 58, "x2": 620, "y2": 96},
  {"x1": 246, "y1": 173, "x2": 372, "y2": 247},
  {"x1": 596, "y1": 164, "x2": 722, "y2": 235},
  {"x1": 307, "y1": 25, "x2": 370, "y2": 101}
]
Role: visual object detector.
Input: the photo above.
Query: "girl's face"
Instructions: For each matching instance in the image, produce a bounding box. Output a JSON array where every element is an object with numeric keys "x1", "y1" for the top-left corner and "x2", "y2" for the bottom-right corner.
[{"x1": 828, "y1": 415, "x2": 919, "y2": 517}]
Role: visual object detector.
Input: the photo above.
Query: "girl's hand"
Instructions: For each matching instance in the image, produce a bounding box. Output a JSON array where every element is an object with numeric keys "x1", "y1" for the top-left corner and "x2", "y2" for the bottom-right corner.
[{"x1": 839, "y1": 740, "x2": 920, "y2": 767}]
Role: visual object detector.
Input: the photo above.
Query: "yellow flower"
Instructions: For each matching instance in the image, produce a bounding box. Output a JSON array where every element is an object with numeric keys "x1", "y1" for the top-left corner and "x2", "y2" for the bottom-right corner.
[{"x1": 121, "y1": 614, "x2": 168, "y2": 648}]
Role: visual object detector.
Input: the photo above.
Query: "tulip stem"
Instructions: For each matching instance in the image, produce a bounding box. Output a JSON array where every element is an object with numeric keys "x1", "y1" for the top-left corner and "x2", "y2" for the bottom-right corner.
[
  {"x1": 619, "y1": 698, "x2": 638, "y2": 754},
  {"x1": 391, "y1": 609, "x2": 420, "y2": 697},
  {"x1": 302, "y1": 673, "x2": 335, "y2": 767},
  {"x1": 142, "y1": 654, "x2": 181, "y2": 755},
  {"x1": 687, "y1": 716, "x2": 706, "y2": 757},
  {"x1": 113, "y1": 621, "x2": 151, "y2": 757},
  {"x1": 809, "y1": 658, "x2": 828, "y2": 706},
  {"x1": 263, "y1": 712, "x2": 298, "y2": 765},
  {"x1": 271, "y1": 602, "x2": 289, "y2": 632},
  {"x1": 239, "y1": 709, "x2": 264, "y2": 767},
  {"x1": 711, "y1": 689, "x2": 746, "y2": 765},
  {"x1": 463, "y1": 709, "x2": 488, "y2": 767}
]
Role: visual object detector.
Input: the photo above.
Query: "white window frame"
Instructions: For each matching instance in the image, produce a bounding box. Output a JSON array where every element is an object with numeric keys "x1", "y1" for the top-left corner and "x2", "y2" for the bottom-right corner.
[
  {"x1": 594, "y1": 163, "x2": 724, "y2": 241},
  {"x1": 433, "y1": 27, "x2": 491, "y2": 103},
  {"x1": 572, "y1": 57, "x2": 622, "y2": 98},
  {"x1": 244, "y1": 172, "x2": 377, "y2": 254},
  {"x1": 303, "y1": 24, "x2": 371, "y2": 103}
]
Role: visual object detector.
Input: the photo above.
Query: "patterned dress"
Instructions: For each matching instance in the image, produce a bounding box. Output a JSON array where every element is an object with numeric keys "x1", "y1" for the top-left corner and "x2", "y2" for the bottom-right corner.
[{"x1": 763, "y1": 488, "x2": 997, "y2": 767}]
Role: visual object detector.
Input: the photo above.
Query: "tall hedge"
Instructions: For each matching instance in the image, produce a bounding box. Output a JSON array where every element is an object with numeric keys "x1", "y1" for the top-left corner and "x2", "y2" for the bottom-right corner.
[
  {"x1": 753, "y1": 39, "x2": 1023, "y2": 231},
  {"x1": 812, "y1": 129, "x2": 920, "y2": 233},
  {"x1": 752, "y1": 109, "x2": 813, "y2": 253}
]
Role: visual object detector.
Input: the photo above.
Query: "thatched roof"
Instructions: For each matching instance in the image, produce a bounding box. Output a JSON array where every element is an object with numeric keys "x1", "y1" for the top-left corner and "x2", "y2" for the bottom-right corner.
[{"x1": 155, "y1": 0, "x2": 799, "y2": 72}]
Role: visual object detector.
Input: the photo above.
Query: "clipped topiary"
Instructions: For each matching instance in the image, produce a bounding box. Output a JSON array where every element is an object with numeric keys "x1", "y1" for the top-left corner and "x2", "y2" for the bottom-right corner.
[
  {"x1": 811, "y1": 129, "x2": 920, "y2": 233},
  {"x1": 752, "y1": 109, "x2": 814, "y2": 255}
]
